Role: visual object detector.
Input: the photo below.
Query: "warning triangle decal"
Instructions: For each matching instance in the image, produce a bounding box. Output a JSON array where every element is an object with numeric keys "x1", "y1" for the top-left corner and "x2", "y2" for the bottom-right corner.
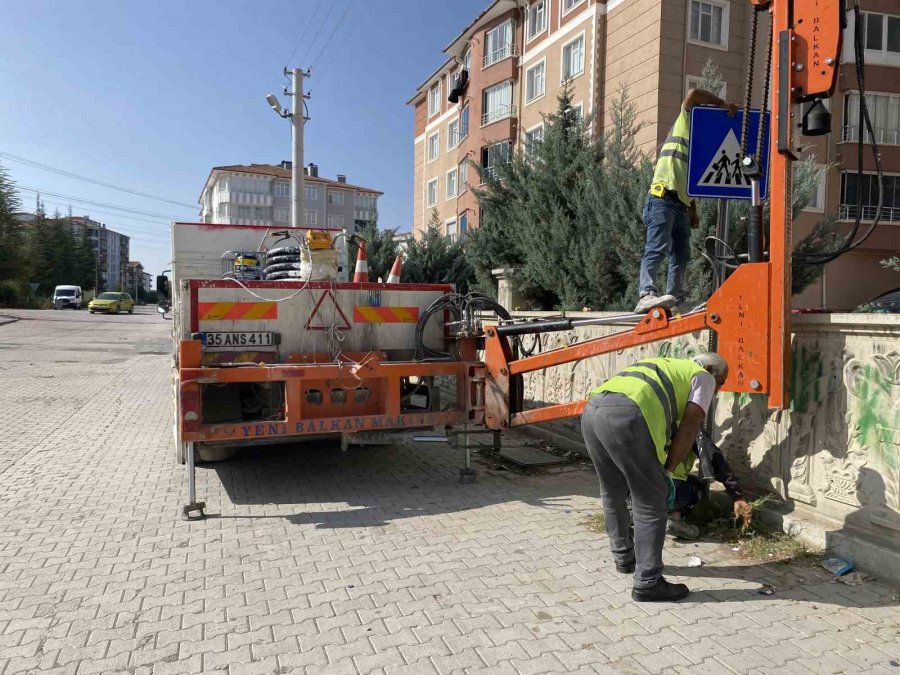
[
  {"x1": 698, "y1": 129, "x2": 751, "y2": 187},
  {"x1": 305, "y1": 290, "x2": 352, "y2": 331}
]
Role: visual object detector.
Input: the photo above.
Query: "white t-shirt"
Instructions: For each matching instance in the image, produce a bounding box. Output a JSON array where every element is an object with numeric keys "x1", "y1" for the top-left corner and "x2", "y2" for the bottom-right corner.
[{"x1": 687, "y1": 370, "x2": 717, "y2": 414}]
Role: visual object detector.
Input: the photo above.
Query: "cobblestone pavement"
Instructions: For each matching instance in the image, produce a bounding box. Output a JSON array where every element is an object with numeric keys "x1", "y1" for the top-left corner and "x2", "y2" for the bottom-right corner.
[{"x1": 0, "y1": 310, "x2": 898, "y2": 674}]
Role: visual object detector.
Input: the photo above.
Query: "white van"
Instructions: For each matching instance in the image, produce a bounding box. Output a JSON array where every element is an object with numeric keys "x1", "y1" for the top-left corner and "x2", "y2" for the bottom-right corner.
[{"x1": 52, "y1": 285, "x2": 83, "y2": 309}]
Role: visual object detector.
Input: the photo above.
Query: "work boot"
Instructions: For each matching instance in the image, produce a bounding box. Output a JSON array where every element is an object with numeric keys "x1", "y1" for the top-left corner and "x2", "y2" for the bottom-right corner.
[
  {"x1": 666, "y1": 517, "x2": 700, "y2": 540},
  {"x1": 634, "y1": 293, "x2": 676, "y2": 314},
  {"x1": 632, "y1": 577, "x2": 690, "y2": 603}
]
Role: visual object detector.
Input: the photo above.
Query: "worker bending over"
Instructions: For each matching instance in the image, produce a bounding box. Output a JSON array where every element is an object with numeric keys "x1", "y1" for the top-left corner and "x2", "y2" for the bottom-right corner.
[
  {"x1": 581, "y1": 353, "x2": 728, "y2": 602},
  {"x1": 635, "y1": 89, "x2": 738, "y2": 314}
]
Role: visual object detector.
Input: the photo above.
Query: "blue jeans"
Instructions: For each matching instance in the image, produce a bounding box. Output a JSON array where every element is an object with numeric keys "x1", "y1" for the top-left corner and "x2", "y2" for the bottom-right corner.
[
  {"x1": 671, "y1": 475, "x2": 704, "y2": 515},
  {"x1": 638, "y1": 195, "x2": 691, "y2": 300}
]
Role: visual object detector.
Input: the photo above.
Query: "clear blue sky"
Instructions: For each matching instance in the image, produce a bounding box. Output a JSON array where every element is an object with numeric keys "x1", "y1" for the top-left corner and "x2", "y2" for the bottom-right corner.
[{"x1": 0, "y1": 0, "x2": 486, "y2": 278}]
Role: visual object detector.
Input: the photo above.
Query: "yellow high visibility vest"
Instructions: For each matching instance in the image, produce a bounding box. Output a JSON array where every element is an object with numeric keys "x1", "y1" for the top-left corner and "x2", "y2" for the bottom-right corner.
[
  {"x1": 650, "y1": 107, "x2": 691, "y2": 206},
  {"x1": 587, "y1": 357, "x2": 708, "y2": 479}
]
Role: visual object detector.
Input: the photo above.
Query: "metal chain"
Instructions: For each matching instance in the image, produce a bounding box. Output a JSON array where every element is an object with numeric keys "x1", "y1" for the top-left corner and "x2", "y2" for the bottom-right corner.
[
  {"x1": 740, "y1": 8, "x2": 761, "y2": 157},
  {"x1": 756, "y1": 21, "x2": 774, "y2": 164}
]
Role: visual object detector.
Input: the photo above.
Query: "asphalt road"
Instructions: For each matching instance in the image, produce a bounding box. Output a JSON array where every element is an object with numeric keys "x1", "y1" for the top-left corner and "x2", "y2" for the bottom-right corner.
[{"x1": 0, "y1": 309, "x2": 897, "y2": 674}]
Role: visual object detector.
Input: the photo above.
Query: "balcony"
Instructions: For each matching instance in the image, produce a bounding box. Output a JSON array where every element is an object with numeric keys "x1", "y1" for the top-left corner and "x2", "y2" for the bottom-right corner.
[
  {"x1": 482, "y1": 104, "x2": 517, "y2": 127},
  {"x1": 839, "y1": 204, "x2": 900, "y2": 223},
  {"x1": 841, "y1": 126, "x2": 900, "y2": 145},
  {"x1": 483, "y1": 43, "x2": 516, "y2": 68}
]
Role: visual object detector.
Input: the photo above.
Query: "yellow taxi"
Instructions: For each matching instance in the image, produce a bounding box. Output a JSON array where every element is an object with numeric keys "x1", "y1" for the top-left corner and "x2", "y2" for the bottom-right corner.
[{"x1": 89, "y1": 292, "x2": 135, "y2": 314}]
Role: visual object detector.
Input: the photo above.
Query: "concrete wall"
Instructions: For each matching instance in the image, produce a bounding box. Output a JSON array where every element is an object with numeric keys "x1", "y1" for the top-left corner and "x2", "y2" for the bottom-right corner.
[{"x1": 507, "y1": 309, "x2": 900, "y2": 577}]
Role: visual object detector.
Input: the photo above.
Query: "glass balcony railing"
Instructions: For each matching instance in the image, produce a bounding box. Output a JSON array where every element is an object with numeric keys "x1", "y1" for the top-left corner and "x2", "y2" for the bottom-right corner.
[
  {"x1": 482, "y1": 104, "x2": 517, "y2": 126},
  {"x1": 841, "y1": 125, "x2": 900, "y2": 145},
  {"x1": 839, "y1": 204, "x2": 900, "y2": 222},
  {"x1": 483, "y1": 43, "x2": 516, "y2": 68}
]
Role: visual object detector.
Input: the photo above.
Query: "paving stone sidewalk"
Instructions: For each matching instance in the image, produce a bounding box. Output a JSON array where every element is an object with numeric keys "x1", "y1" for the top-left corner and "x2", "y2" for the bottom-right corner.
[{"x1": 0, "y1": 312, "x2": 898, "y2": 674}]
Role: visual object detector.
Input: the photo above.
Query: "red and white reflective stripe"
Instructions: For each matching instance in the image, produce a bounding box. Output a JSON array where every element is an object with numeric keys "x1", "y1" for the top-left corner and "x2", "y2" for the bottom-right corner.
[
  {"x1": 353, "y1": 241, "x2": 369, "y2": 283},
  {"x1": 386, "y1": 255, "x2": 403, "y2": 284}
]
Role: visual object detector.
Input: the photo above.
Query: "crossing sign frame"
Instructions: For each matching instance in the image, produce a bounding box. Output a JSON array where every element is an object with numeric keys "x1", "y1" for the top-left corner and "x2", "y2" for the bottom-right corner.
[{"x1": 687, "y1": 107, "x2": 771, "y2": 200}]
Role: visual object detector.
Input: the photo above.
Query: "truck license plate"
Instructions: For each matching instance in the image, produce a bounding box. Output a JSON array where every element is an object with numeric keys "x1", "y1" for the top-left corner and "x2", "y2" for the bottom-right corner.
[{"x1": 202, "y1": 331, "x2": 277, "y2": 351}]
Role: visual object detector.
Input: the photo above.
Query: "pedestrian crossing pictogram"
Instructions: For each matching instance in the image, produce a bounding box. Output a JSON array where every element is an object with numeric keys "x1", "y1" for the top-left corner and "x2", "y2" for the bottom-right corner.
[
  {"x1": 698, "y1": 130, "x2": 751, "y2": 187},
  {"x1": 687, "y1": 107, "x2": 770, "y2": 200}
]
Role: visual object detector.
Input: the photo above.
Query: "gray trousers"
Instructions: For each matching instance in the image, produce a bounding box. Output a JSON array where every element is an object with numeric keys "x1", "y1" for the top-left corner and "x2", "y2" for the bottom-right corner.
[{"x1": 581, "y1": 393, "x2": 668, "y2": 589}]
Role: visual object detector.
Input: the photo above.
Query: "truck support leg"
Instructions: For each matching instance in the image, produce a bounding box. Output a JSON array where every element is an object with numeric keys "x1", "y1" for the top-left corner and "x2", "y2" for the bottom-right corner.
[{"x1": 182, "y1": 442, "x2": 206, "y2": 520}]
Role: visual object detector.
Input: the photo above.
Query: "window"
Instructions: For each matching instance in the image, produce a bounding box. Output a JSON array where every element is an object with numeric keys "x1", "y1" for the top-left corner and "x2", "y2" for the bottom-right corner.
[
  {"x1": 426, "y1": 179, "x2": 438, "y2": 207},
  {"x1": 273, "y1": 182, "x2": 290, "y2": 197},
  {"x1": 573, "y1": 103, "x2": 584, "y2": 121},
  {"x1": 328, "y1": 191, "x2": 345, "y2": 205},
  {"x1": 274, "y1": 207, "x2": 290, "y2": 222},
  {"x1": 448, "y1": 119, "x2": 459, "y2": 149},
  {"x1": 462, "y1": 47, "x2": 471, "y2": 72},
  {"x1": 429, "y1": 82, "x2": 441, "y2": 116},
  {"x1": 459, "y1": 160, "x2": 469, "y2": 192},
  {"x1": 445, "y1": 219, "x2": 458, "y2": 242},
  {"x1": 216, "y1": 203, "x2": 229, "y2": 219},
  {"x1": 355, "y1": 194, "x2": 377, "y2": 208},
  {"x1": 482, "y1": 81, "x2": 514, "y2": 125},
  {"x1": 459, "y1": 213, "x2": 468, "y2": 238},
  {"x1": 840, "y1": 172, "x2": 900, "y2": 223},
  {"x1": 428, "y1": 132, "x2": 440, "y2": 161},
  {"x1": 447, "y1": 169, "x2": 458, "y2": 199},
  {"x1": 524, "y1": 125, "x2": 544, "y2": 154},
  {"x1": 844, "y1": 92, "x2": 900, "y2": 144},
  {"x1": 798, "y1": 164, "x2": 826, "y2": 213},
  {"x1": 562, "y1": 0, "x2": 585, "y2": 14},
  {"x1": 305, "y1": 210, "x2": 317, "y2": 225},
  {"x1": 525, "y1": 61, "x2": 546, "y2": 104},
  {"x1": 689, "y1": 0, "x2": 728, "y2": 48},
  {"x1": 484, "y1": 20, "x2": 514, "y2": 68},
  {"x1": 562, "y1": 35, "x2": 585, "y2": 80},
  {"x1": 527, "y1": 1, "x2": 547, "y2": 40},
  {"x1": 481, "y1": 140, "x2": 511, "y2": 180},
  {"x1": 238, "y1": 206, "x2": 253, "y2": 219},
  {"x1": 218, "y1": 178, "x2": 229, "y2": 193},
  {"x1": 327, "y1": 215, "x2": 345, "y2": 228},
  {"x1": 685, "y1": 75, "x2": 726, "y2": 98},
  {"x1": 305, "y1": 185, "x2": 318, "y2": 201},
  {"x1": 862, "y1": 12, "x2": 900, "y2": 54},
  {"x1": 460, "y1": 105, "x2": 470, "y2": 140}
]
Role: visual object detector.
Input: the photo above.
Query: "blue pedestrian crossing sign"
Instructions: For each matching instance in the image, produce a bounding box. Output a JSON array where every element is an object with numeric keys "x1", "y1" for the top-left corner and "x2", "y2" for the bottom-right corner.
[{"x1": 687, "y1": 107, "x2": 770, "y2": 200}]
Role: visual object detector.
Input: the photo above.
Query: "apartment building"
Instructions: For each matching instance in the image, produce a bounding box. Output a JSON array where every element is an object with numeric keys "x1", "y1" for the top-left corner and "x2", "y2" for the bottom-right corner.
[
  {"x1": 199, "y1": 162, "x2": 382, "y2": 234},
  {"x1": 124, "y1": 262, "x2": 152, "y2": 295},
  {"x1": 410, "y1": 0, "x2": 900, "y2": 310}
]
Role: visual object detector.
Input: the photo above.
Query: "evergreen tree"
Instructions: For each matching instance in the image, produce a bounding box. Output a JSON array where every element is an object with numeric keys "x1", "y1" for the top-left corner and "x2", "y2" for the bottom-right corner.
[
  {"x1": 0, "y1": 163, "x2": 25, "y2": 282},
  {"x1": 403, "y1": 220, "x2": 474, "y2": 292},
  {"x1": 348, "y1": 222, "x2": 400, "y2": 282}
]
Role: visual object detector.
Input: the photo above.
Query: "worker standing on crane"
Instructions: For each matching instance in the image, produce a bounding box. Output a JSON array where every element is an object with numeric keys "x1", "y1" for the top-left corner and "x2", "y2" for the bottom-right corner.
[
  {"x1": 581, "y1": 353, "x2": 728, "y2": 602},
  {"x1": 634, "y1": 90, "x2": 739, "y2": 314}
]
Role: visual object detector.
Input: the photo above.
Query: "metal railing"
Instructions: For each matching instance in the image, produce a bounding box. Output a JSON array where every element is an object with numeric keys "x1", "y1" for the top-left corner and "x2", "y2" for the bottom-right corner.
[
  {"x1": 482, "y1": 104, "x2": 517, "y2": 126},
  {"x1": 841, "y1": 125, "x2": 900, "y2": 145},
  {"x1": 483, "y1": 43, "x2": 516, "y2": 68},
  {"x1": 839, "y1": 204, "x2": 900, "y2": 222}
]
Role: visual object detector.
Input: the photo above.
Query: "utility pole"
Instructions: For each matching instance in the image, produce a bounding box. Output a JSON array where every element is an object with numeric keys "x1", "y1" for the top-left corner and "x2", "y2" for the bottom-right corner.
[{"x1": 285, "y1": 67, "x2": 310, "y2": 230}]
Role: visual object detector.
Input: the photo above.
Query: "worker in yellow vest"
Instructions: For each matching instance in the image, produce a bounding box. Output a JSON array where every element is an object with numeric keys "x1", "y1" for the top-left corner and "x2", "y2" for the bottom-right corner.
[
  {"x1": 581, "y1": 353, "x2": 728, "y2": 602},
  {"x1": 635, "y1": 89, "x2": 738, "y2": 314}
]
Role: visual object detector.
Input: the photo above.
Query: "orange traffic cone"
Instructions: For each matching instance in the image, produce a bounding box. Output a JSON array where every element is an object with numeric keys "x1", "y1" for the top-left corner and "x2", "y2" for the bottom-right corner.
[
  {"x1": 353, "y1": 241, "x2": 369, "y2": 282},
  {"x1": 387, "y1": 255, "x2": 403, "y2": 284}
]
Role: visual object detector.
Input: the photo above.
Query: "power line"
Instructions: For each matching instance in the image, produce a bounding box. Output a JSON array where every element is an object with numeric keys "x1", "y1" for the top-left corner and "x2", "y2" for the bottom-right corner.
[
  {"x1": 309, "y1": 1, "x2": 354, "y2": 72},
  {"x1": 308, "y1": 13, "x2": 355, "y2": 92},
  {"x1": 17, "y1": 186, "x2": 188, "y2": 220},
  {"x1": 284, "y1": 1, "x2": 324, "y2": 67},
  {"x1": 298, "y1": 1, "x2": 337, "y2": 68},
  {"x1": 35, "y1": 198, "x2": 174, "y2": 227},
  {"x1": 0, "y1": 150, "x2": 196, "y2": 209}
]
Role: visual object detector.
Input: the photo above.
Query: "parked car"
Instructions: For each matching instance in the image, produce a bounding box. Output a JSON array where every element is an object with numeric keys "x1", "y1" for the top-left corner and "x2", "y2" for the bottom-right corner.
[
  {"x1": 52, "y1": 285, "x2": 83, "y2": 309},
  {"x1": 89, "y1": 292, "x2": 135, "y2": 314},
  {"x1": 856, "y1": 287, "x2": 900, "y2": 314}
]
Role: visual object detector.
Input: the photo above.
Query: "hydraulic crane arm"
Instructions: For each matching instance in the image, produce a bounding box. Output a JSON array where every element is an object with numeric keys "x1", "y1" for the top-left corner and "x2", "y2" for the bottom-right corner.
[{"x1": 480, "y1": 0, "x2": 844, "y2": 428}]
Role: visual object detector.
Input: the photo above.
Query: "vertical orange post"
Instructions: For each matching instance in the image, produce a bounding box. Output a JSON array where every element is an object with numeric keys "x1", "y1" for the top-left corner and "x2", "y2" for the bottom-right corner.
[{"x1": 767, "y1": 0, "x2": 793, "y2": 409}]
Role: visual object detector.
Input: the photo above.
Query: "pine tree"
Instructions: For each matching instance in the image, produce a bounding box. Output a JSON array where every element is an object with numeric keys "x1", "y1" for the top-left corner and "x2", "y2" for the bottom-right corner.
[
  {"x1": 0, "y1": 163, "x2": 25, "y2": 283},
  {"x1": 403, "y1": 221, "x2": 474, "y2": 292},
  {"x1": 348, "y1": 223, "x2": 400, "y2": 282}
]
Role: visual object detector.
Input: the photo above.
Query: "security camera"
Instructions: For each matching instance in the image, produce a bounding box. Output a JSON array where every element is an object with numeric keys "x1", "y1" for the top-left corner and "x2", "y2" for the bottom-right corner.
[{"x1": 266, "y1": 94, "x2": 282, "y2": 114}]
